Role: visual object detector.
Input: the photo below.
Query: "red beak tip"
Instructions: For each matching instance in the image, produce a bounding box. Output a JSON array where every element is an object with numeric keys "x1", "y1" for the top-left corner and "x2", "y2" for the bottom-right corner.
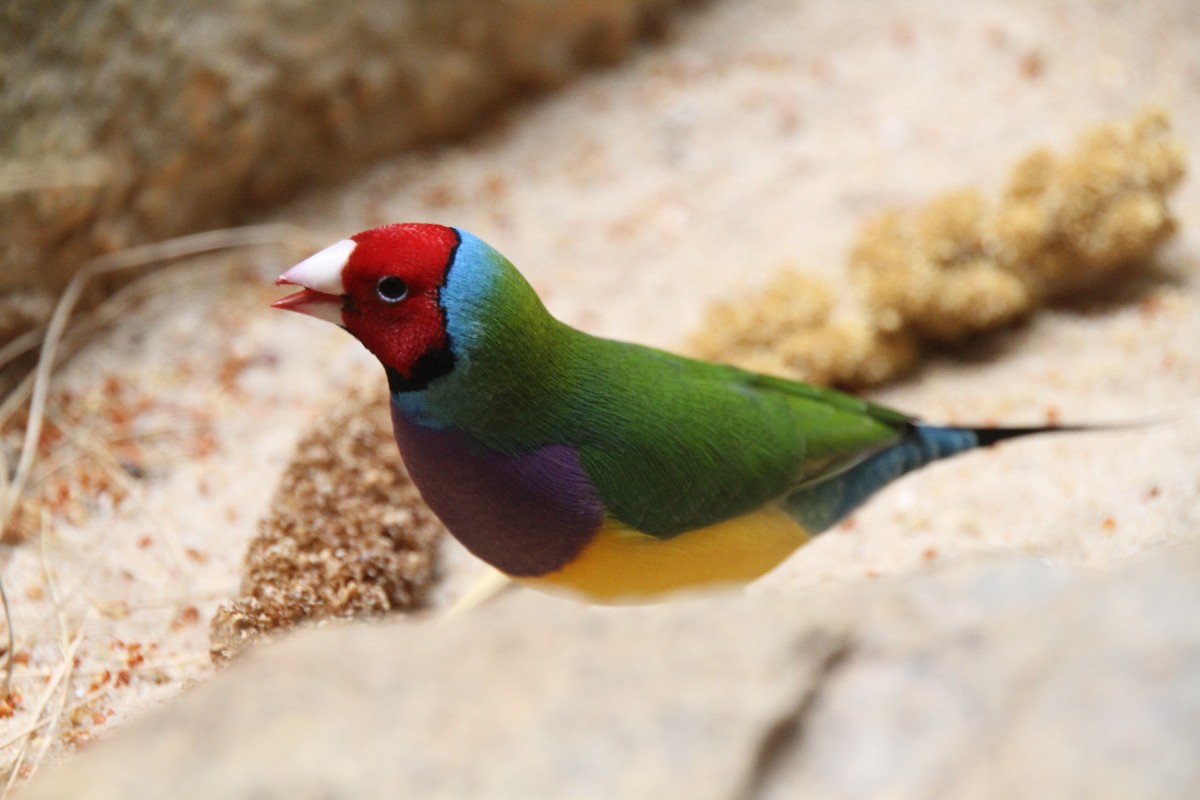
[{"x1": 269, "y1": 287, "x2": 343, "y2": 324}]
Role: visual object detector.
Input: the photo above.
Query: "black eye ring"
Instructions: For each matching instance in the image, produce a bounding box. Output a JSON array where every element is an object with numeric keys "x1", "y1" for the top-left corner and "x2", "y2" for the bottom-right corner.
[{"x1": 376, "y1": 276, "x2": 408, "y2": 303}]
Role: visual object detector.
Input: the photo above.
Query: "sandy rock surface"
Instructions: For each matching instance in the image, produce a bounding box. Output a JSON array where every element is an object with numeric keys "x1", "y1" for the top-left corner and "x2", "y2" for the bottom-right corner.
[{"x1": 20, "y1": 542, "x2": 1200, "y2": 799}]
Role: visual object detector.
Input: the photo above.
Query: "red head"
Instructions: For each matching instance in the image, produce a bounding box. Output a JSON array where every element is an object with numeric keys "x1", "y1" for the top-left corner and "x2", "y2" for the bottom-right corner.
[{"x1": 273, "y1": 224, "x2": 461, "y2": 387}]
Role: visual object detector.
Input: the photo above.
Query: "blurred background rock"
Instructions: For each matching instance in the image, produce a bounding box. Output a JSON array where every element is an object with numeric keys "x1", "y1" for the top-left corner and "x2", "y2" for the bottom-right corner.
[{"x1": 0, "y1": 0, "x2": 682, "y2": 298}]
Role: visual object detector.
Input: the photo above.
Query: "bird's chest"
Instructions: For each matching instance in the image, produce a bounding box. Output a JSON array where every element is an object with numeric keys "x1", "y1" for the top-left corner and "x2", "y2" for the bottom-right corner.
[{"x1": 389, "y1": 400, "x2": 605, "y2": 577}]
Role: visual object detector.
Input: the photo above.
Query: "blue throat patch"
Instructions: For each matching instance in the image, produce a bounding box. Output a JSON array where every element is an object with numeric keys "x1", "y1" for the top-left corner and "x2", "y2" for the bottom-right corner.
[{"x1": 388, "y1": 229, "x2": 498, "y2": 430}]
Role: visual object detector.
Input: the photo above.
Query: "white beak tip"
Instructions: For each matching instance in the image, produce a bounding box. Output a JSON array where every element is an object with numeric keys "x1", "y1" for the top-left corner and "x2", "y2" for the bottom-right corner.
[{"x1": 280, "y1": 238, "x2": 356, "y2": 295}]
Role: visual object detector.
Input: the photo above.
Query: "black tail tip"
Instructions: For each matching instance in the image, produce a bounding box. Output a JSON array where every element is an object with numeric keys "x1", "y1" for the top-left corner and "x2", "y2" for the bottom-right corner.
[{"x1": 973, "y1": 423, "x2": 1114, "y2": 447}]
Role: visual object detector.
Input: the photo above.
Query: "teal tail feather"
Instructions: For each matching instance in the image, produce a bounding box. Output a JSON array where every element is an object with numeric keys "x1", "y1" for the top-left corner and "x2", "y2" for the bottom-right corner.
[{"x1": 783, "y1": 424, "x2": 1076, "y2": 534}]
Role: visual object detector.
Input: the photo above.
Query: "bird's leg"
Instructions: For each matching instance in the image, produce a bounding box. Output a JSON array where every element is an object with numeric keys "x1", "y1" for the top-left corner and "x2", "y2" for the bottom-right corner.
[{"x1": 438, "y1": 565, "x2": 515, "y2": 622}]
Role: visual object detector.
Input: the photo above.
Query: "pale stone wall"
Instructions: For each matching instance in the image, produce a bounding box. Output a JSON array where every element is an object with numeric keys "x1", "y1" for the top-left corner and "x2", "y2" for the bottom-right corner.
[{"x1": 0, "y1": 0, "x2": 682, "y2": 292}]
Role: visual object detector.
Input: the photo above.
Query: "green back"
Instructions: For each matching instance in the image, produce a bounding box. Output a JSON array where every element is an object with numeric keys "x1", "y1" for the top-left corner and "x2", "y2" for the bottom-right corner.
[{"x1": 559, "y1": 336, "x2": 908, "y2": 535}]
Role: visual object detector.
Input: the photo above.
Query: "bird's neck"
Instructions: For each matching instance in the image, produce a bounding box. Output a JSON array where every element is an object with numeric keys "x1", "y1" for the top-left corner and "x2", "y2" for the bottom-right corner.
[
  {"x1": 388, "y1": 234, "x2": 577, "y2": 441},
  {"x1": 386, "y1": 314, "x2": 575, "y2": 440}
]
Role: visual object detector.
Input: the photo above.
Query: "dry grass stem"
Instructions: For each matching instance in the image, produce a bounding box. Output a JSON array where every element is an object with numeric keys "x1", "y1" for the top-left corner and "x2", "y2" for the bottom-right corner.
[
  {"x1": 3, "y1": 223, "x2": 303, "y2": 528},
  {"x1": 0, "y1": 223, "x2": 308, "y2": 708},
  {"x1": 0, "y1": 618, "x2": 87, "y2": 796},
  {"x1": 1, "y1": 521, "x2": 85, "y2": 796},
  {"x1": 47, "y1": 411, "x2": 188, "y2": 573}
]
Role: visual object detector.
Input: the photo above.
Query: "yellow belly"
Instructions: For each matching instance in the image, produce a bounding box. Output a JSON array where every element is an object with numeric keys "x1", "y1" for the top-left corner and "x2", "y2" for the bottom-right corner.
[{"x1": 518, "y1": 504, "x2": 811, "y2": 604}]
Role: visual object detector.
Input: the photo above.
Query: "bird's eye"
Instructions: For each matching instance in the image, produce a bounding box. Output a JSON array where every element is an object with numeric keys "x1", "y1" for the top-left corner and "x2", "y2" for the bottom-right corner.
[{"x1": 376, "y1": 276, "x2": 408, "y2": 302}]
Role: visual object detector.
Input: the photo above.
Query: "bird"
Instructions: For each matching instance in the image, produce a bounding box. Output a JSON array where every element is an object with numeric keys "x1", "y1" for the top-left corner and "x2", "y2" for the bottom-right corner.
[{"x1": 273, "y1": 222, "x2": 1080, "y2": 604}]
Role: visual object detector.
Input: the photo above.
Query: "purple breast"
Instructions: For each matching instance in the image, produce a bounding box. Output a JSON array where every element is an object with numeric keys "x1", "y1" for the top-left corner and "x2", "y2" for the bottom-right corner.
[{"x1": 389, "y1": 402, "x2": 606, "y2": 576}]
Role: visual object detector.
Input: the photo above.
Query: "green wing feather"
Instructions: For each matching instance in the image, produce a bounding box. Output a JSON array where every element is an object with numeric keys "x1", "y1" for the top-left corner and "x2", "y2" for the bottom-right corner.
[{"x1": 559, "y1": 334, "x2": 909, "y2": 537}]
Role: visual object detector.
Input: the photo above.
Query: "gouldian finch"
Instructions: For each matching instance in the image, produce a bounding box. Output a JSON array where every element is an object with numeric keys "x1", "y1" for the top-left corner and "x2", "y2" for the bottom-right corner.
[{"x1": 274, "y1": 223, "x2": 1069, "y2": 603}]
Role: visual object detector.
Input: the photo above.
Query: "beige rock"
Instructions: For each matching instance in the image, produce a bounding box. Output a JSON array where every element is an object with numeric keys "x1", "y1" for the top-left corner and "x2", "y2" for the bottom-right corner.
[
  {"x1": 21, "y1": 543, "x2": 1200, "y2": 799},
  {"x1": 0, "y1": 0, "x2": 683, "y2": 294}
]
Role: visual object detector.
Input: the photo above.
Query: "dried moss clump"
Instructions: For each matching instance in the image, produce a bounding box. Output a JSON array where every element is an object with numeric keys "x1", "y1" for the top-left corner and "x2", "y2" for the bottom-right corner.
[
  {"x1": 991, "y1": 109, "x2": 1185, "y2": 298},
  {"x1": 694, "y1": 110, "x2": 1185, "y2": 388},
  {"x1": 693, "y1": 270, "x2": 918, "y2": 387},
  {"x1": 210, "y1": 388, "x2": 446, "y2": 662},
  {"x1": 851, "y1": 190, "x2": 1033, "y2": 341},
  {"x1": 851, "y1": 108, "x2": 1186, "y2": 342}
]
